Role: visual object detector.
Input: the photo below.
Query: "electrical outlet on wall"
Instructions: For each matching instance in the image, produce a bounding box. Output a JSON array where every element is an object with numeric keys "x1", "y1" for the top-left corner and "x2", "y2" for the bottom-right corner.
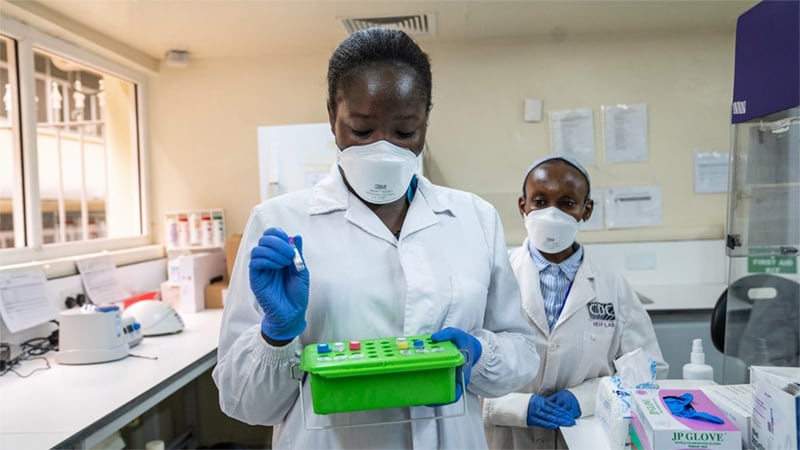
[{"x1": 60, "y1": 287, "x2": 86, "y2": 309}]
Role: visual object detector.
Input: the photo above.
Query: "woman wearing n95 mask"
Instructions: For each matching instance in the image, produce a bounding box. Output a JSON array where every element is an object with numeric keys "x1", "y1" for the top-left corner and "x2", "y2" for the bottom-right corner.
[
  {"x1": 214, "y1": 27, "x2": 539, "y2": 450},
  {"x1": 482, "y1": 156, "x2": 668, "y2": 450}
]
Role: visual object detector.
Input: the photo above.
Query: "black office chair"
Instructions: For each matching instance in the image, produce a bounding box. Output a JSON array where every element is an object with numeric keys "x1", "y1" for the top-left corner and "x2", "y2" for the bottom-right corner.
[{"x1": 710, "y1": 274, "x2": 800, "y2": 366}]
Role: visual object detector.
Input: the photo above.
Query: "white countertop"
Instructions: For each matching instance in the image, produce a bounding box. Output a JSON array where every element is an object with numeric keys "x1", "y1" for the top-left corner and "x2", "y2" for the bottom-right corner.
[
  {"x1": 636, "y1": 284, "x2": 727, "y2": 311},
  {"x1": 0, "y1": 308, "x2": 223, "y2": 450}
]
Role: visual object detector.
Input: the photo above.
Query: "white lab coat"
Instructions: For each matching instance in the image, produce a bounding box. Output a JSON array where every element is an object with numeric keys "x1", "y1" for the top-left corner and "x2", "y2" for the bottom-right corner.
[
  {"x1": 213, "y1": 166, "x2": 539, "y2": 449},
  {"x1": 483, "y1": 241, "x2": 668, "y2": 450}
]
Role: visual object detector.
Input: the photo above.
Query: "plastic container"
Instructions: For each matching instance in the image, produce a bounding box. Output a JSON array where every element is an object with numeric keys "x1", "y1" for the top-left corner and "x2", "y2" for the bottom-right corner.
[
  {"x1": 300, "y1": 334, "x2": 464, "y2": 414},
  {"x1": 165, "y1": 218, "x2": 178, "y2": 249},
  {"x1": 212, "y1": 213, "x2": 225, "y2": 247},
  {"x1": 682, "y1": 338, "x2": 714, "y2": 380},
  {"x1": 188, "y1": 212, "x2": 201, "y2": 245},
  {"x1": 750, "y1": 337, "x2": 771, "y2": 365},
  {"x1": 177, "y1": 216, "x2": 190, "y2": 248},
  {"x1": 200, "y1": 214, "x2": 212, "y2": 247}
]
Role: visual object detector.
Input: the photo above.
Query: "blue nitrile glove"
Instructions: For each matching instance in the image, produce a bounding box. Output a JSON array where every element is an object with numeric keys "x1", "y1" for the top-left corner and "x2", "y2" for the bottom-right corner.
[
  {"x1": 249, "y1": 227, "x2": 310, "y2": 341},
  {"x1": 663, "y1": 393, "x2": 725, "y2": 424},
  {"x1": 431, "y1": 327, "x2": 482, "y2": 402},
  {"x1": 547, "y1": 390, "x2": 582, "y2": 419},
  {"x1": 527, "y1": 395, "x2": 577, "y2": 429}
]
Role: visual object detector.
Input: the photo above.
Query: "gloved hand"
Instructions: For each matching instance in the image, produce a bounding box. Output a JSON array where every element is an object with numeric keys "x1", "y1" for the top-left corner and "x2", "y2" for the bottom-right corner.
[
  {"x1": 431, "y1": 327, "x2": 482, "y2": 402},
  {"x1": 249, "y1": 227, "x2": 310, "y2": 341},
  {"x1": 663, "y1": 393, "x2": 725, "y2": 424},
  {"x1": 527, "y1": 395, "x2": 576, "y2": 429},
  {"x1": 547, "y1": 390, "x2": 582, "y2": 419}
]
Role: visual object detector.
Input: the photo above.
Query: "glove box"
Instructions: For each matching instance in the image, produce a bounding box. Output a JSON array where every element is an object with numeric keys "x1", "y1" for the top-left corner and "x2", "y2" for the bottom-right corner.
[
  {"x1": 630, "y1": 389, "x2": 741, "y2": 450},
  {"x1": 300, "y1": 334, "x2": 464, "y2": 414}
]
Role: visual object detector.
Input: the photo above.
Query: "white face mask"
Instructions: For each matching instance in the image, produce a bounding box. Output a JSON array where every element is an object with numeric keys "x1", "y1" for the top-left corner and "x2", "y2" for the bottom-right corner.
[
  {"x1": 524, "y1": 207, "x2": 581, "y2": 254},
  {"x1": 337, "y1": 140, "x2": 419, "y2": 204}
]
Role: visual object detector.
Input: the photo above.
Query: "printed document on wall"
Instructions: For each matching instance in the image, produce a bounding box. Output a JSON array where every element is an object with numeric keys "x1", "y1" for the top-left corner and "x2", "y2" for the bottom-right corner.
[
  {"x1": 605, "y1": 186, "x2": 662, "y2": 228},
  {"x1": 549, "y1": 108, "x2": 596, "y2": 166},
  {"x1": 76, "y1": 255, "x2": 131, "y2": 304},
  {"x1": 694, "y1": 151, "x2": 730, "y2": 193},
  {"x1": 0, "y1": 269, "x2": 57, "y2": 333},
  {"x1": 603, "y1": 104, "x2": 648, "y2": 163}
]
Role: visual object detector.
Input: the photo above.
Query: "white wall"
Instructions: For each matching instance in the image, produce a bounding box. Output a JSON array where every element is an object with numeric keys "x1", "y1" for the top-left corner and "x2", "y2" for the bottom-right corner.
[
  {"x1": 148, "y1": 52, "x2": 331, "y2": 240},
  {"x1": 425, "y1": 30, "x2": 734, "y2": 245},
  {"x1": 147, "y1": 29, "x2": 734, "y2": 246}
]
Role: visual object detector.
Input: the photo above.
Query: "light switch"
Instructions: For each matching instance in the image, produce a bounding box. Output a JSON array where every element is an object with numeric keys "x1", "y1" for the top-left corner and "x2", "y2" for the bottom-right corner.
[{"x1": 524, "y1": 98, "x2": 543, "y2": 122}]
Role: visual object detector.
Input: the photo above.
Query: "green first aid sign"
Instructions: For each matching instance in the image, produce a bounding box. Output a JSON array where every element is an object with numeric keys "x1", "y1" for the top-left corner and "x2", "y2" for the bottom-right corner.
[{"x1": 748, "y1": 255, "x2": 798, "y2": 274}]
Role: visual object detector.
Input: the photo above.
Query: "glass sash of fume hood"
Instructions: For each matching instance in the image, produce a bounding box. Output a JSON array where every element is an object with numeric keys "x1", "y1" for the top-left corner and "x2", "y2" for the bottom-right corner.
[
  {"x1": 726, "y1": 106, "x2": 800, "y2": 258},
  {"x1": 721, "y1": 106, "x2": 800, "y2": 384}
]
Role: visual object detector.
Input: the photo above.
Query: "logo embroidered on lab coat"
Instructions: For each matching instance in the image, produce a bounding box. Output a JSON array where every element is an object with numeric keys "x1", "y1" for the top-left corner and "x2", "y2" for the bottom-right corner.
[{"x1": 587, "y1": 301, "x2": 616, "y2": 322}]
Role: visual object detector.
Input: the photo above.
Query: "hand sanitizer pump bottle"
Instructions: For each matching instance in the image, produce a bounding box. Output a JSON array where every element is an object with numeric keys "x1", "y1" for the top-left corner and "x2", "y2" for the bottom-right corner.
[{"x1": 682, "y1": 339, "x2": 714, "y2": 380}]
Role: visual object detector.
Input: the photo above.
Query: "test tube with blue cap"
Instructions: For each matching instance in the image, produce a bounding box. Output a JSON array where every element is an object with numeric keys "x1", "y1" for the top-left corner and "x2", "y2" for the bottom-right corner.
[{"x1": 288, "y1": 236, "x2": 305, "y2": 271}]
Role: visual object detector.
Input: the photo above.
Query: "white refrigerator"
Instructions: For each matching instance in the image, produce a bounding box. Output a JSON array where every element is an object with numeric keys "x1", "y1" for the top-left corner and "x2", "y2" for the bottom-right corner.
[{"x1": 257, "y1": 123, "x2": 339, "y2": 202}]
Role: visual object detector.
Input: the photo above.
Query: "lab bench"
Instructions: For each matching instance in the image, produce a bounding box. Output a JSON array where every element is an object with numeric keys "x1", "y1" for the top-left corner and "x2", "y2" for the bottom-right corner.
[{"x1": 0, "y1": 309, "x2": 222, "y2": 449}]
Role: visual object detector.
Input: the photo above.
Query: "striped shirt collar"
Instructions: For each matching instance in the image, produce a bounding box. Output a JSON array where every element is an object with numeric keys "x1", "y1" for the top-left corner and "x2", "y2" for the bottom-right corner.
[{"x1": 528, "y1": 242, "x2": 583, "y2": 281}]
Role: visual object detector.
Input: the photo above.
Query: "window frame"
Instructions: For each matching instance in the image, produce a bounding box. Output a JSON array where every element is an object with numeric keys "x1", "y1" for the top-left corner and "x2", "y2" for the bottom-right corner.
[{"x1": 0, "y1": 16, "x2": 151, "y2": 268}]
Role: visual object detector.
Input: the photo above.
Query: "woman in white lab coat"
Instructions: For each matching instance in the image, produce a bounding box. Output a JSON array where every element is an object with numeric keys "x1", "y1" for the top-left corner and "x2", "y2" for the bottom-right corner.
[
  {"x1": 213, "y1": 28, "x2": 539, "y2": 449},
  {"x1": 483, "y1": 156, "x2": 668, "y2": 450}
]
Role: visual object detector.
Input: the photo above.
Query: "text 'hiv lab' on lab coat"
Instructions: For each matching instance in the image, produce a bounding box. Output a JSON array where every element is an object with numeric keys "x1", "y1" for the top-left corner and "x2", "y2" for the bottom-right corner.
[
  {"x1": 213, "y1": 167, "x2": 541, "y2": 449},
  {"x1": 484, "y1": 241, "x2": 668, "y2": 450}
]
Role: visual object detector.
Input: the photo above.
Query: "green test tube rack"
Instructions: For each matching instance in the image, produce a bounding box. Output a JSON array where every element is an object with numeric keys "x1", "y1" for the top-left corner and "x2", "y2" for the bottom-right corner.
[{"x1": 300, "y1": 334, "x2": 465, "y2": 415}]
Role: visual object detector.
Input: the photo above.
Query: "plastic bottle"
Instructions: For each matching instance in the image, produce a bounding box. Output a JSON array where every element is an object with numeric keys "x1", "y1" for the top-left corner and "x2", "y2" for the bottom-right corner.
[
  {"x1": 750, "y1": 337, "x2": 771, "y2": 366},
  {"x1": 188, "y1": 212, "x2": 201, "y2": 245},
  {"x1": 682, "y1": 338, "x2": 714, "y2": 380},
  {"x1": 212, "y1": 213, "x2": 225, "y2": 247},
  {"x1": 200, "y1": 213, "x2": 213, "y2": 247},
  {"x1": 165, "y1": 218, "x2": 179, "y2": 248},
  {"x1": 177, "y1": 216, "x2": 190, "y2": 248}
]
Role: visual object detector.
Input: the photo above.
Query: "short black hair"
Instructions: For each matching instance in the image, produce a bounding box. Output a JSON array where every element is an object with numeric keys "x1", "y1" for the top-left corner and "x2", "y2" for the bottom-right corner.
[
  {"x1": 327, "y1": 28, "x2": 432, "y2": 113},
  {"x1": 521, "y1": 159, "x2": 592, "y2": 201}
]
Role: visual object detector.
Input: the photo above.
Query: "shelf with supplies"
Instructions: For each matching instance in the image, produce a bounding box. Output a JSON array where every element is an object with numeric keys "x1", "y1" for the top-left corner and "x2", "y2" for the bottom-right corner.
[{"x1": 164, "y1": 209, "x2": 226, "y2": 252}]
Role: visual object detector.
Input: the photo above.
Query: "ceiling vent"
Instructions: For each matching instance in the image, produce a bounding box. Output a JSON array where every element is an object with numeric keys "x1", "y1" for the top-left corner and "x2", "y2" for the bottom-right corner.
[{"x1": 339, "y1": 14, "x2": 436, "y2": 37}]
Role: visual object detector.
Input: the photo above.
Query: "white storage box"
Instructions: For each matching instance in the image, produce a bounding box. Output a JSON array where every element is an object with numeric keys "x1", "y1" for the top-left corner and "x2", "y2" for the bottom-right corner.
[
  {"x1": 749, "y1": 366, "x2": 800, "y2": 450},
  {"x1": 177, "y1": 251, "x2": 226, "y2": 313},
  {"x1": 701, "y1": 384, "x2": 753, "y2": 448}
]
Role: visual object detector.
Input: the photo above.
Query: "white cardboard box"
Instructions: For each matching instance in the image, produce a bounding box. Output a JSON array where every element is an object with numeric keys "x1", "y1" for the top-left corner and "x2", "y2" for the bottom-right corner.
[
  {"x1": 595, "y1": 376, "x2": 633, "y2": 450},
  {"x1": 178, "y1": 251, "x2": 226, "y2": 313},
  {"x1": 701, "y1": 384, "x2": 753, "y2": 448},
  {"x1": 749, "y1": 366, "x2": 800, "y2": 450}
]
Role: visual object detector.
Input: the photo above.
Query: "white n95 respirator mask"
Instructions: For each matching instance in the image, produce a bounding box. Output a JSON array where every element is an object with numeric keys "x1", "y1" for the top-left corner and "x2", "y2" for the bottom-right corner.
[
  {"x1": 524, "y1": 207, "x2": 581, "y2": 254},
  {"x1": 337, "y1": 140, "x2": 419, "y2": 204}
]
